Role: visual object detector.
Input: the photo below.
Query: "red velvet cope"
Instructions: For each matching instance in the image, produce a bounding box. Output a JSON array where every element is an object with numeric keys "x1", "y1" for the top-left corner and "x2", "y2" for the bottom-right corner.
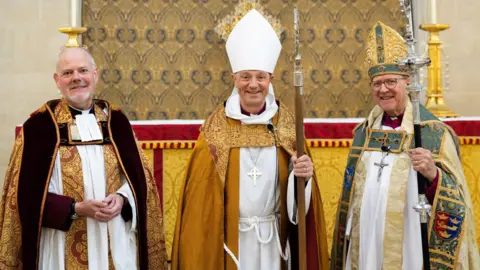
[
  {"x1": 42, "y1": 192, "x2": 74, "y2": 232},
  {"x1": 306, "y1": 199, "x2": 319, "y2": 270}
]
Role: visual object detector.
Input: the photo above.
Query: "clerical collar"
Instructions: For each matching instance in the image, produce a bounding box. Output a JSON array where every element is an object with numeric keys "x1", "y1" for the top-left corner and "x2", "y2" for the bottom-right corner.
[
  {"x1": 240, "y1": 103, "x2": 266, "y2": 116},
  {"x1": 382, "y1": 113, "x2": 404, "y2": 129},
  {"x1": 69, "y1": 104, "x2": 94, "y2": 117}
]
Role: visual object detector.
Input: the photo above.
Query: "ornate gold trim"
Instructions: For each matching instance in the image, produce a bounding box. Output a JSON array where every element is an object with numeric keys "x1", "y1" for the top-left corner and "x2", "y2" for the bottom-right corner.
[
  {"x1": 430, "y1": 249, "x2": 457, "y2": 260},
  {"x1": 436, "y1": 195, "x2": 464, "y2": 205},
  {"x1": 430, "y1": 258, "x2": 454, "y2": 268},
  {"x1": 30, "y1": 104, "x2": 47, "y2": 116},
  {"x1": 427, "y1": 166, "x2": 467, "y2": 268},
  {"x1": 365, "y1": 128, "x2": 408, "y2": 153},
  {"x1": 67, "y1": 123, "x2": 104, "y2": 145}
]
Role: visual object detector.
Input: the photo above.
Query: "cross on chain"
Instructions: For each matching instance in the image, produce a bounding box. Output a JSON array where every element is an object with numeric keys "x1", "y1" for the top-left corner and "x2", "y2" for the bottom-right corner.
[
  {"x1": 247, "y1": 167, "x2": 263, "y2": 186},
  {"x1": 374, "y1": 153, "x2": 389, "y2": 182}
]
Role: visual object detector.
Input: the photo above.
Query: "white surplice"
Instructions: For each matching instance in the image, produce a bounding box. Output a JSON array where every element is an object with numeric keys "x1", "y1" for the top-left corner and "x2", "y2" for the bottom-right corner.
[
  {"x1": 345, "y1": 125, "x2": 423, "y2": 270},
  {"x1": 39, "y1": 109, "x2": 138, "y2": 270},
  {"x1": 225, "y1": 86, "x2": 312, "y2": 270},
  {"x1": 236, "y1": 146, "x2": 312, "y2": 270}
]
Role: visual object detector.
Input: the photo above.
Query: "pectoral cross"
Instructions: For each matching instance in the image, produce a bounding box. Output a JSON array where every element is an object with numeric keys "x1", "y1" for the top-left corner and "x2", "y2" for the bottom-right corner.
[
  {"x1": 247, "y1": 167, "x2": 262, "y2": 186},
  {"x1": 374, "y1": 153, "x2": 389, "y2": 182}
]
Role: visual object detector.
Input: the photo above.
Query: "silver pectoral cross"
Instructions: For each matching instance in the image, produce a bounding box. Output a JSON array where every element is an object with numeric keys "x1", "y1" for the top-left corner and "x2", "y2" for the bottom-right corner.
[
  {"x1": 374, "y1": 153, "x2": 389, "y2": 182},
  {"x1": 247, "y1": 167, "x2": 263, "y2": 186}
]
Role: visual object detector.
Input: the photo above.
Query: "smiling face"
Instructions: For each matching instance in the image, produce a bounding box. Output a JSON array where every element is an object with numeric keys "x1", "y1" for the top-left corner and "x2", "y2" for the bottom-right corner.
[
  {"x1": 54, "y1": 48, "x2": 99, "y2": 110},
  {"x1": 232, "y1": 70, "x2": 273, "y2": 114},
  {"x1": 371, "y1": 74, "x2": 410, "y2": 116}
]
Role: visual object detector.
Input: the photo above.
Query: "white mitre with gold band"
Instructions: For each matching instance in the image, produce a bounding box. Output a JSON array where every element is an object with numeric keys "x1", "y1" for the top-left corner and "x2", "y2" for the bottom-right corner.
[
  {"x1": 226, "y1": 9, "x2": 281, "y2": 73},
  {"x1": 217, "y1": 4, "x2": 284, "y2": 125}
]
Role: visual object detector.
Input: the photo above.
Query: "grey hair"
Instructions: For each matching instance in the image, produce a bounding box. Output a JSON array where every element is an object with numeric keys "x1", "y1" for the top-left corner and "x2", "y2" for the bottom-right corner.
[{"x1": 56, "y1": 47, "x2": 97, "y2": 72}]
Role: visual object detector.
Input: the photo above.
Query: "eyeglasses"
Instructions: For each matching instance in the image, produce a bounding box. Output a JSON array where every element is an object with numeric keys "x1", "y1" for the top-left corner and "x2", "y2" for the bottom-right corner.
[{"x1": 371, "y1": 78, "x2": 406, "y2": 91}]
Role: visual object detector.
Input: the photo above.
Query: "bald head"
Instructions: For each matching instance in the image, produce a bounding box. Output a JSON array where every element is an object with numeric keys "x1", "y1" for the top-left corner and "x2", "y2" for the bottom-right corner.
[
  {"x1": 56, "y1": 47, "x2": 96, "y2": 73},
  {"x1": 54, "y1": 47, "x2": 99, "y2": 110}
]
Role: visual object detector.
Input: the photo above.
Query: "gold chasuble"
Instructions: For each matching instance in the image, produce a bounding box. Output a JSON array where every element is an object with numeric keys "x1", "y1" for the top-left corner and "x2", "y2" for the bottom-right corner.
[
  {"x1": 172, "y1": 102, "x2": 329, "y2": 270},
  {"x1": 0, "y1": 99, "x2": 167, "y2": 269}
]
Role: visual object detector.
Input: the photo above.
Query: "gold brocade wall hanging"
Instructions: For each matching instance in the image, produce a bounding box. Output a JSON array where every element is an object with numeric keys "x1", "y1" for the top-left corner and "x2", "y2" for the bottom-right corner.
[{"x1": 83, "y1": 0, "x2": 404, "y2": 120}]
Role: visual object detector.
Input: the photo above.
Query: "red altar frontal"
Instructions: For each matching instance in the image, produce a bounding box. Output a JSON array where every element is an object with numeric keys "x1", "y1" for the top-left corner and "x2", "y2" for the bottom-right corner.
[{"x1": 130, "y1": 117, "x2": 480, "y2": 259}]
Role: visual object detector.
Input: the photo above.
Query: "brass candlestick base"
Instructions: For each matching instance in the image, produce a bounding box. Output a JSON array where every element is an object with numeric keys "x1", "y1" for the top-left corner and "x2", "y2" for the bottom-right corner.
[
  {"x1": 419, "y1": 24, "x2": 459, "y2": 118},
  {"x1": 58, "y1": 27, "x2": 87, "y2": 48}
]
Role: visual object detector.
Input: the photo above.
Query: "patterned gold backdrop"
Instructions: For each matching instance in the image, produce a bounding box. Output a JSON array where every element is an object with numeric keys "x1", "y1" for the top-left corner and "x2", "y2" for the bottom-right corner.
[{"x1": 83, "y1": 0, "x2": 404, "y2": 119}]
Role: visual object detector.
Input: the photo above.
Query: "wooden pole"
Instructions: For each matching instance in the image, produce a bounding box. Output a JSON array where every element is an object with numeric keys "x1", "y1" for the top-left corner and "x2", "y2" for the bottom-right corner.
[{"x1": 293, "y1": 8, "x2": 307, "y2": 270}]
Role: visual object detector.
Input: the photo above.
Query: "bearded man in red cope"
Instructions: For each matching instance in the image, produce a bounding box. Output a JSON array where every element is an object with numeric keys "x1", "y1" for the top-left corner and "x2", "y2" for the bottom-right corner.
[{"x1": 0, "y1": 47, "x2": 167, "y2": 270}]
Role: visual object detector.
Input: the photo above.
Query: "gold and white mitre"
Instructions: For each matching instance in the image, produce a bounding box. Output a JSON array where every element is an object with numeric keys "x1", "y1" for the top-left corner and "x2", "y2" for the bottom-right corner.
[
  {"x1": 225, "y1": 9, "x2": 282, "y2": 73},
  {"x1": 364, "y1": 21, "x2": 408, "y2": 79}
]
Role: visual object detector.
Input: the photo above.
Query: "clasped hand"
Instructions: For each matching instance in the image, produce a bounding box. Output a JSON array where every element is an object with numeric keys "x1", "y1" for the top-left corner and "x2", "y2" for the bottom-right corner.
[{"x1": 75, "y1": 194, "x2": 124, "y2": 222}]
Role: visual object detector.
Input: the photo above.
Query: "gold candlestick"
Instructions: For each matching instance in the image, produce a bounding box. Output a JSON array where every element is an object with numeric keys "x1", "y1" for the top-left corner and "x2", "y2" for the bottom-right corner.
[
  {"x1": 58, "y1": 27, "x2": 87, "y2": 48},
  {"x1": 419, "y1": 24, "x2": 459, "y2": 117}
]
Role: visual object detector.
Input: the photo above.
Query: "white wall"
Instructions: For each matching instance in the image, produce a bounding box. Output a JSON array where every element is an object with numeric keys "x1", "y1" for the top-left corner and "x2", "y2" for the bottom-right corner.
[
  {"x1": 0, "y1": 1, "x2": 69, "y2": 182},
  {"x1": 414, "y1": 0, "x2": 480, "y2": 116}
]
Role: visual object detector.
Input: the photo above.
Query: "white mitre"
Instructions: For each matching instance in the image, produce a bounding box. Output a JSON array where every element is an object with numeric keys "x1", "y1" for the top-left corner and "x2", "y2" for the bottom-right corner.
[
  {"x1": 224, "y1": 8, "x2": 282, "y2": 124},
  {"x1": 226, "y1": 9, "x2": 282, "y2": 73}
]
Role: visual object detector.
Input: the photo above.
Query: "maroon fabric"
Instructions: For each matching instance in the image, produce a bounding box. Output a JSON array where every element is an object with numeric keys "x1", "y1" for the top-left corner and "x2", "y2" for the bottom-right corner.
[
  {"x1": 289, "y1": 184, "x2": 321, "y2": 270},
  {"x1": 119, "y1": 195, "x2": 133, "y2": 222},
  {"x1": 443, "y1": 120, "x2": 480, "y2": 136},
  {"x1": 132, "y1": 124, "x2": 201, "y2": 141},
  {"x1": 42, "y1": 193, "x2": 74, "y2": 232},
  {"x1": 17, "y1": 99, "x2": 59, "y2": 270},
  {"x1": 381, "y1": 113, "x2": 404, "y2": 128},
  {"x1": 110, "y1": 109, "x2": 150, "y2": 270},
  {"x1": 15, "y1": 99, "x2": 152, "y2": 270},
  {"x1": 132, "y1": 122, "x2": 361, "y2": 141},
  {"x1": 306, "y1": 199, "x2": 319, "y2": 270},
  {"x1": 240, "y1": 103, "x2": 266, "y2": 116},
  {"x1": 130, "y1": 120, "x2": 480, "y2": 140},
  {"x1": 426, "y1": 169, "x2": 439, "y2": 203},
  {"x1": 19, "y1": 119, "x2": 480, "y2": 141},
  {"x1": 304, "y1": 122, "x2": 359, "y2": 139}
]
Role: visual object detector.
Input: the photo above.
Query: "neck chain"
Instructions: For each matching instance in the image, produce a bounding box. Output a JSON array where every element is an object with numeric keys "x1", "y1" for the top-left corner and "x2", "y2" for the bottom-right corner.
[{"x1": 247, "y1": 147, "x2": 262, "y2": 166}]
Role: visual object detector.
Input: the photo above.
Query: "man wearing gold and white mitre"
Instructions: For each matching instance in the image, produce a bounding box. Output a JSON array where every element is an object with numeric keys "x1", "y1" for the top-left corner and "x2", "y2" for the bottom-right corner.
[{"x1": 330, "y1": 21, "x2": 480, "y2": 270}]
